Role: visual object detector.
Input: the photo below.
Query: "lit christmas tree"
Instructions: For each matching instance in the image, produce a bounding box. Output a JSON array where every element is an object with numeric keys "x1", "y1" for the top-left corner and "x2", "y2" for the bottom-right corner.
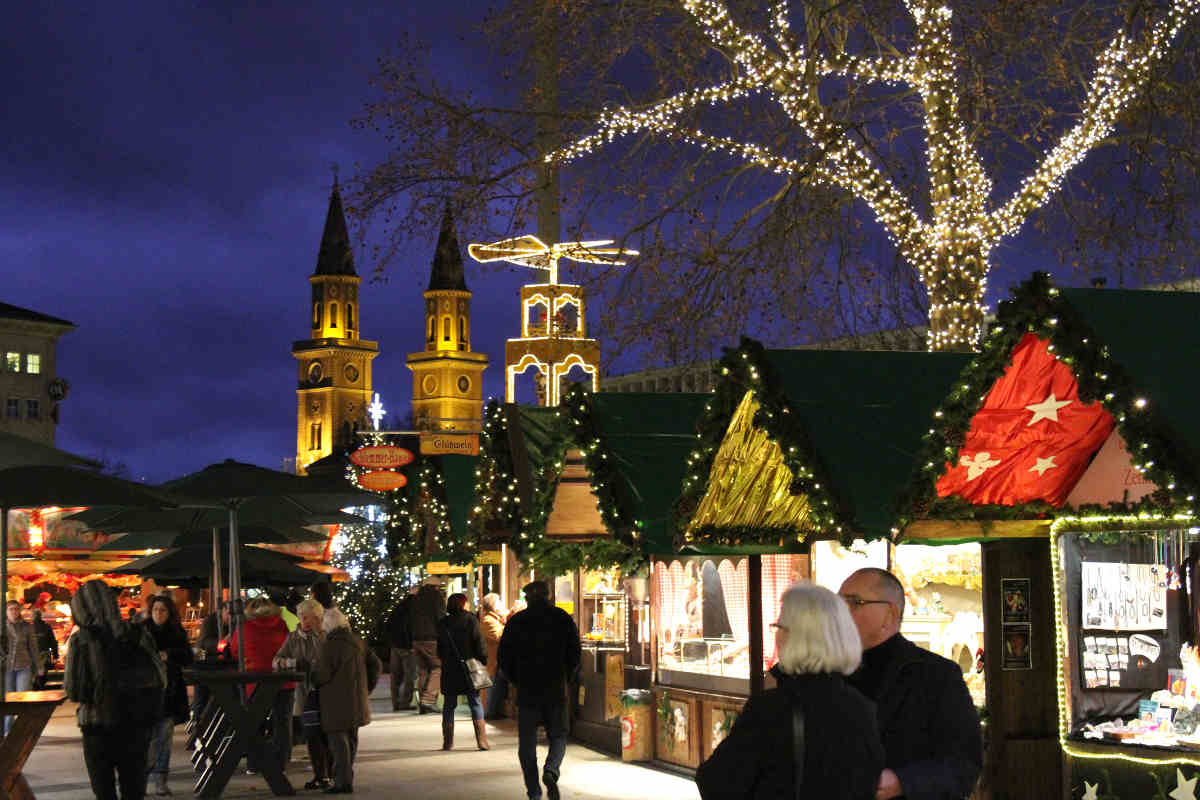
[
  {"x1": 553, "y1": 0, "x2": 1200, "y2": 351},
  {"x1": 331, "y1": 506, "x2": 412, "y2": 645}
]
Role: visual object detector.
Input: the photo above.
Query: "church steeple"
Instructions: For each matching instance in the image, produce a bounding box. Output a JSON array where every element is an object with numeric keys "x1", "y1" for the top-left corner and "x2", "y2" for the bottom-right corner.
[
  {"x1": 291, "y1": 178, "x2": 379, "y2": 474},
  {"x1": 407, "y1": 204, "x2": 488, "y2": 431},
  {"x1": 315, "y1": 179, "x2": 356, "y2": 277},
  {"x1": 428, "y1": 203, "x2": 468, "y2": 291}
]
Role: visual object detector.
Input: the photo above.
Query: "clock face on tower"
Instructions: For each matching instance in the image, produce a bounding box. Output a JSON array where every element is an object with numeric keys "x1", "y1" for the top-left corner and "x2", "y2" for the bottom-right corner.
[
  {"x1": 457, "y1": 376, "x2": 470, "y2": 393},
  {"x1": 344, "y1": 364, "x2": 359, "y2": 382},
  {"x1": 308, "y1": 361, "x2": 323, "y2": 383},
  {"x1": 327, "y1": 284, "x2": 340, "y2": 299},
  {"x1": 422, "y1": 375, "x2": 437, "y2": 395}
]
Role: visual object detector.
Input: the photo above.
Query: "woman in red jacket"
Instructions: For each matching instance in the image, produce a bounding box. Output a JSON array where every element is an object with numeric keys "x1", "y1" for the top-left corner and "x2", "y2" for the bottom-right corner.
[{"x1": 227, "y1": 597, "x2": 293, "y2": 774}]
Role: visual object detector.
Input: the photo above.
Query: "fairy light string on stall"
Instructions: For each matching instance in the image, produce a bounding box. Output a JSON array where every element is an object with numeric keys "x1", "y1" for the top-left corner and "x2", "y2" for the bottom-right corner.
[{"x1": 550, "y1": 0, "x2": 1200, "y2": 350}]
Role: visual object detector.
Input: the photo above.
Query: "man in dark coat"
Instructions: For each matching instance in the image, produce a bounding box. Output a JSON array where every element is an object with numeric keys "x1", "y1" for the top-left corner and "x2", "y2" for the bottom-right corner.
[
  {"x1": 407, "y1": 577, "x2": 446, "y2": 714},
  {"x1": 387, "y1": 589, "x2": 417, "y2": 711},
  {"x1": 31, "y1": 609, "x2": 58, "y2": 690},
  {"x1": 841, "y1": 568, "x2": 982, "y2": 800},
  {"x1": 499, "y1": 581, "x2": 581, "y2": 800}
]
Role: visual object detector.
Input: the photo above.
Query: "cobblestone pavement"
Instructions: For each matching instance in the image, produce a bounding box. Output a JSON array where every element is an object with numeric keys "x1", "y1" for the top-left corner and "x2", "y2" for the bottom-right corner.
[{"x1": 25, "y1": 682, "x2": 701, "y2": 800}]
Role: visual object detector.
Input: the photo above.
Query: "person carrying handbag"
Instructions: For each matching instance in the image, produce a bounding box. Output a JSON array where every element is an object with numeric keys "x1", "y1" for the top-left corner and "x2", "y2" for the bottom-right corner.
[
  {"x1": 273, "y1": 599, "x2": 330, "y2": 791},
  {"x1": 436, "y1": 593, "x2": 490, "y2": 751}
]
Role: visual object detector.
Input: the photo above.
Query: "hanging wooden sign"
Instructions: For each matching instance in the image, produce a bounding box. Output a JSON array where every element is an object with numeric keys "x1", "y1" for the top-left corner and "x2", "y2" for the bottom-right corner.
[
  {"x1": 357, "y1": 470, "x2": 408, "y2": 491},
  {"x1": 419, "y1": 433, "x2": 479, "y2": 456},
  {"x1": 350, "y1": 445, "x2": 414, "y2": 469}
]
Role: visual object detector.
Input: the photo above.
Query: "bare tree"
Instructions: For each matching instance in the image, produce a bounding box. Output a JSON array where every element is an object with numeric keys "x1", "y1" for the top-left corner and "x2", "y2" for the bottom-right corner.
[{"x1": 354, "y1": 0, "x2": 1200, "y2": 362}]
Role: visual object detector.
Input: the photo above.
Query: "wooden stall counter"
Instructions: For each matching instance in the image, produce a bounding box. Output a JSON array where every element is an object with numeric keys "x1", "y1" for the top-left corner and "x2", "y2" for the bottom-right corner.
[{"x1": 0, "y1": 690, "x2": 66, "y2": 800}]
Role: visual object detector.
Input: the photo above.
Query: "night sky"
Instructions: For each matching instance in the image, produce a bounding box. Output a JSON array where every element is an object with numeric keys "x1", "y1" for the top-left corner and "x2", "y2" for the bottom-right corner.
[
  {"x1": 3, "y1": 0, "x2": 538, "y2": 482},
  {"x1": 2, "y1": 1, "x2": 1117, "y2": 484}
]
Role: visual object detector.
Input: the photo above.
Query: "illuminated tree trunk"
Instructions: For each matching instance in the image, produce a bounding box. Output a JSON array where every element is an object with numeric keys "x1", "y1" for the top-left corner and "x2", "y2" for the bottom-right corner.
[{"x1": 917, "y1": 239, "x2": 988, "y2": 352}]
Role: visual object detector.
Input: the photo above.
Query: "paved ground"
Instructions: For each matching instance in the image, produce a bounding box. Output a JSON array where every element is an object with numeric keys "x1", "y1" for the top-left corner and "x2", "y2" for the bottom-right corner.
[{"x1": 26, "y1": 681, "x2": 701, "y2": 800}]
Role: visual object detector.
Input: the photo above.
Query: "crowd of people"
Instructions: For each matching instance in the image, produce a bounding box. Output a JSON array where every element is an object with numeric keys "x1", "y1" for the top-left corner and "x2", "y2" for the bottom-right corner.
[{"x1": 30, "y1": 565, "x2": 979, "y2": 800}]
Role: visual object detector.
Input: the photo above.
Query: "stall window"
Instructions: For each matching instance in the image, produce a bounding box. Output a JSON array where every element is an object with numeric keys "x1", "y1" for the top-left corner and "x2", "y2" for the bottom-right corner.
[
  {"x1": 1058, "y1": 529, "x2": 1193, "y2": 749},
  {"x1": 654, "y1": 556, "x2": 751, "y2": 693}
]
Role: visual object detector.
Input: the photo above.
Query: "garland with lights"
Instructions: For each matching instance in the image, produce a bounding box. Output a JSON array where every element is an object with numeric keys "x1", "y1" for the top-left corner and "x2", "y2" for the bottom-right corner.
[
  {"x1": 896, "y1": 272, "x2": 1200, "y2": 532},
  {"x1": 346, "y1": 437, "x2": 480, "y2": 569},
  {"x1": 472, "y1": 396, "x2": 644, "y2": 574},
  {"x1": 551, "y1": 0, "x2": 1199, "y2": 350},
  {"x1": 673, "y1": 337, "x2": 854, "y2": 548}
]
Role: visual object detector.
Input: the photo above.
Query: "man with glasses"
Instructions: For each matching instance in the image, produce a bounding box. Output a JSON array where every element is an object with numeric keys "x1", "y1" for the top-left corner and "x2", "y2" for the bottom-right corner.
[{"x1": 839, "y1": 568, "x2": 982, "y2": 800}]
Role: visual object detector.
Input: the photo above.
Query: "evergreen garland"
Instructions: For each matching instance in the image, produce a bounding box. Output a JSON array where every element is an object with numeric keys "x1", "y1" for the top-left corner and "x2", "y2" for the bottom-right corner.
[
  {"x1": 672, "y1": 337, "x2": 854, "y2": 548},
  {"x1": 895, "y1": 272, "x2": 1200, "y2": 533}
]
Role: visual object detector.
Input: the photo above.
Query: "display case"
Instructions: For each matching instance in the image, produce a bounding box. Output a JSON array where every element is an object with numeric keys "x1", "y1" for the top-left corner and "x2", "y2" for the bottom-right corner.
[
  {"x1": 581, "y1": 569, "x2": 626, "y2": 651},
  {"x1": 1056, "y1": 528, "x2": 1197, "y2": 753},
  {"x1": 652, "y1": 554, "x2": 807, "y2": 695}
]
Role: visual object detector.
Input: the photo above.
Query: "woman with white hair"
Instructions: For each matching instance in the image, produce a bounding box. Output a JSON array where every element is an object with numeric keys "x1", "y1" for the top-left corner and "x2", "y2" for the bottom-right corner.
[
  {"x1": 696, "y1": 582, "x2": 884, "y2": 799},
  {"x1": 273, "y1": 598, "x2": 330, "y2": 790},
  {"x1": 312, "y1": 607, "x2": 380, "y2": 794}
]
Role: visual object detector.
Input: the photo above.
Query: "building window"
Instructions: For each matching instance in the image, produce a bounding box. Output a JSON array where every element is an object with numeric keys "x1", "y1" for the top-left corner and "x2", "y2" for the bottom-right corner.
[
  {"x1": 346, "y1": 303, "x2": 355, "y2": 330},
  {"x1": 459, "y1": 317, "x2": 468, "y2": 349},
  {"x1": 4, "y1": 353, "x2": 18, "y2": 372},
  {"x1": 427, "y1": 316, "x2": 434, "y2": 343},
  {"x1": 309, "y1": 422, "x2": 322, "y2": 450},
  {"x1": 443, "y1": 317, "x2": 451, "y2": 341},
  {"x1": 26, "y1": 399, "x2": 39, "y2": 420},
  {"x1": 329, "y1": 304, "x2": 338, "y2": 328},
  {"x1": 5, "y1": 399, "x2": 17, "y2": 419},
  {"x1": 25, "y1": 354, "x2": 40, "y2": 374},
  {"x1": 313, "y1": 303, "x2": 322, "y2": 328}
]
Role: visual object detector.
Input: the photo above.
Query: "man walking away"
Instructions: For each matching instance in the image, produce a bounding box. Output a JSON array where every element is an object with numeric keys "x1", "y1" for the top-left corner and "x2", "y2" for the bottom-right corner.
[
  {"x1": 408, "y1": 577, "x2": 446, "y2": 714},
  {"x1": 499, "y1": 581, "x2": 581, "y2": 800},
  {"x1": 387, "y1": 588, "x2": 417, "y2": 711},
  {"x1": 840, "y1": 568, "x2": 982, "y2": 800}
]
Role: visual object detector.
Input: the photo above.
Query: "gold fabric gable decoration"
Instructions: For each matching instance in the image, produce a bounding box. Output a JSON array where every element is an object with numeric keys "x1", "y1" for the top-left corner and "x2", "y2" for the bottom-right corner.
[{"x1": 686, "y1": 391, "x2": 816, "y2": 540}]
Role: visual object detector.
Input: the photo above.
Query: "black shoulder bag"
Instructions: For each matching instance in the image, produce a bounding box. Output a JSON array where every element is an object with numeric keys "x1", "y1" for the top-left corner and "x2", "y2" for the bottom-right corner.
[{"x1": 792, "y1": 704, "x2": 806, "y2": 800}]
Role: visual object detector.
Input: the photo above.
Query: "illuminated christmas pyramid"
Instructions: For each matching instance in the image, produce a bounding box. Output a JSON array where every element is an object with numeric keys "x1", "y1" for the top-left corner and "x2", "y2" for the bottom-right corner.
[{"x1": 469, "y1": 235, "x2": 636, "y2": 406}]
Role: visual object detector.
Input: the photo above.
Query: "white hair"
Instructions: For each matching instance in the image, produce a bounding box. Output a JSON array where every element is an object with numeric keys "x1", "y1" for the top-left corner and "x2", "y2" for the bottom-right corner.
[
  {"x1": 321, "y1": 606, "x2": 350, "y2": 633},
  {"x1": 297, "y1": 598, "x2": 323, "y2": 619},
  {"x1": 775, "y1": 582, "x2": 863, "y2": 676}
]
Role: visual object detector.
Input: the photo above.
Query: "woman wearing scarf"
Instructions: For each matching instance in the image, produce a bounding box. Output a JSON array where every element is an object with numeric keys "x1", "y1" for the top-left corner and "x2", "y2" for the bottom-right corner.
[{"x1": 273, "y1": 599, "x2": 330, "y2": 790}]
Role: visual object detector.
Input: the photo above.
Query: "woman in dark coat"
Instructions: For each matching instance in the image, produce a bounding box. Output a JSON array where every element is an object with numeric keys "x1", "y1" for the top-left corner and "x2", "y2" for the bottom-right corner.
[
  {"x1": 696, "y1": 582, "x2": 884, "y2": 800},
  {"x1": 312, "y1": 607, "x2": 380, "y2": 794},
  {"x1": 143, "y1": 595, "x2": 193, "y2": 796},
  {"x1": 436, "y1": 593, "x2": 488, "y2": 751}
]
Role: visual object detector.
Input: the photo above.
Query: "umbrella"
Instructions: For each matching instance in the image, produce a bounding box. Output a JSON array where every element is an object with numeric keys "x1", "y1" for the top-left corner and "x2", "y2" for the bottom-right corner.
[
  {"x1": 0, "y1": 465, "x2": 175, "y2": 700},
  {"x1": 110, "y1": 545, "x2": 321, "y2": 587},
  {"x1": 67, "y1": 505, "x2": 363, "y2": 532},
  {"x1": 159, "y1": 460, "x2": 374, "y2": 669},
  {"x1": 93, "y1": 524, "x2": 329, "y2": 551},
  {"x1": 0, "y1": 432, "x2": 101, "y2": 470}
]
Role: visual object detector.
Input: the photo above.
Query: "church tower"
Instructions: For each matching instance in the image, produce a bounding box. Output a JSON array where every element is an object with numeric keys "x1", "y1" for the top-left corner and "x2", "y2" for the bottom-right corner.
[
  {"x1": 291, "y1": 180, "x2": 379, "y2": 474},
  {"x1": 406, "y1": 205, "x2": 488, "y2": 431}
]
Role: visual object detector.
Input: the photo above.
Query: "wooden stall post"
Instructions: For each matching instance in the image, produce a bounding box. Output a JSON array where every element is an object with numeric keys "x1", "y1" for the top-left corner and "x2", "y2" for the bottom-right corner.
[
  {"x1": 981, "y1": 539, "x2": 1061, "y2": 800},
  {"x1": 749, "y1": 554, "x2": 764, "y2": 697}
]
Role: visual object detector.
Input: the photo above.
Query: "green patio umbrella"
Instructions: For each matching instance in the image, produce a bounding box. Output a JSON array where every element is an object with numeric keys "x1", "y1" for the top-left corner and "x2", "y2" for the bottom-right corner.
[
  {"x1": 0, "y1": 465, "x2": 176, "y2": 699},
  {"x1": 110, "y1": 545, "x2": 321, "y2": 587},
  {"x1": 158, "y1": 460, "x2": 374, "y2": 670},
  {"x1": 92, "y1": 524, "x2": 328, "y2": 551}
]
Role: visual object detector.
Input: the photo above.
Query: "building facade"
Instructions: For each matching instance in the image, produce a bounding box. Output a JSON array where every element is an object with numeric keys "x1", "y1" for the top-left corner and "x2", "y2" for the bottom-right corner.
[
  {"x1": 0, "y1": 303, "x2": 74, "y2": 446},
  {"x1": 406, "y1": 205, "x2": 488, "y2": 431},
  {"x1": 291, "y1": 181, "x2": 379, "y2": 474}
]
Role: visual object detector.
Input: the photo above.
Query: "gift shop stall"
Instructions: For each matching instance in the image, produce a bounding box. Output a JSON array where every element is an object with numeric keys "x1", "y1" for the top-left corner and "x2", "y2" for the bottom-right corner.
[
  {"x1": 894, "y1": 274, "x2": 1200, "y2": 800},
  {"x1": 658, "y1": 340, "x2": 971, "y2": 770}
]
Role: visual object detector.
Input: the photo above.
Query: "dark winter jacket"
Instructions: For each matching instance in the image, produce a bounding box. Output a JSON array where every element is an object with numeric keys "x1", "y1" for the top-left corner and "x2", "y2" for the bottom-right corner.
[
  {"x1": 846, "y1": 634, "x2": 982, "y2": 800},
  {"x1": 32, "y1": 615, "x2": 58, "y2": 662},
  {"x1": 7, "y1": 618, "x2": 40, "y2": 672},
  {"x1": 387, "y1": 597, "x2": 413, "y2": 650},
  {"x1": 498, "y1": 599, "x2": 580, "y2": 707},
  {"x1": 437, "y1": 609, "x2": 486, "y2": 696},
  {"x1": 143, "y1": 617, "x2": 194, "y2": 723},
  {"x1": 313, "y1": 626, "x2": 381, "y2": 732},
  {"x1": 697, "y1": 669, "x2": 884, "y2": 800},
  {"x1": 64, "y1": 580, "x2": 166, "y2": 731},
  {"x1": 407, "y1": 584, "x2": 446, "y2": 642}
]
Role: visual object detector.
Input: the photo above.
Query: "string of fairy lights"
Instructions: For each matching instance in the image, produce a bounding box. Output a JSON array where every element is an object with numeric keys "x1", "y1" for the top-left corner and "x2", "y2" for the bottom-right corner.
[{"x1": 550, "y1": 0, "x2": 1200, "y2": 350}]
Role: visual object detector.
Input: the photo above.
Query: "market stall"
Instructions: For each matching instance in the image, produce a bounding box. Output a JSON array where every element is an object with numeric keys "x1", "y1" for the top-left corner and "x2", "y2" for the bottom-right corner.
[
  {"x1": 893, "y1": 274, "x2": 1200, "y2": 799},
  {"x1": 661, "y1": 339, "x2": 971, "y2": 769},
  {"x1": 474, "y1": 390, "x2": 708, "y2": 753}
]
